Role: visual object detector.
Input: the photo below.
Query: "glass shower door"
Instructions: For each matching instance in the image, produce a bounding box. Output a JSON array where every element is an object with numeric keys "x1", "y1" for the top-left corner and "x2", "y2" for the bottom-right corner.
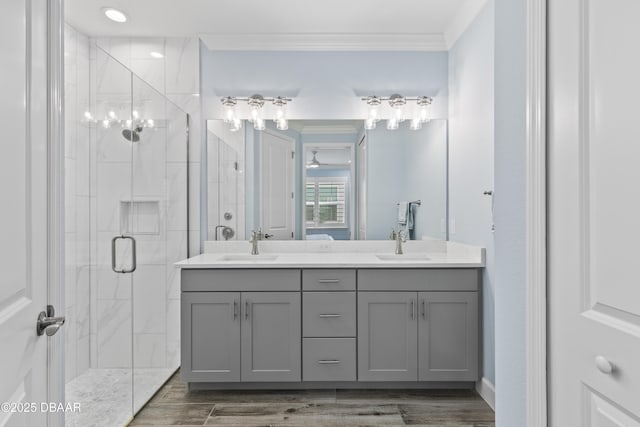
[
  {"x1": 64, "y1": 46, "x2": 136, "y2": 427},
  {"x1": 130, "y1": 74, "x2": 188, "y2": 412}
]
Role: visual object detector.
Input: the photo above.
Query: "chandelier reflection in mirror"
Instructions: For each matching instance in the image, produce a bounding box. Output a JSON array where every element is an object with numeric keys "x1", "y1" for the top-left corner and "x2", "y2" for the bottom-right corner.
[
  {"x1": 221, "y1": 94, "x2": 292, "y2": 132},
  {"x1": 362, "y1": 94, "x2": 432, "y2": 131}
]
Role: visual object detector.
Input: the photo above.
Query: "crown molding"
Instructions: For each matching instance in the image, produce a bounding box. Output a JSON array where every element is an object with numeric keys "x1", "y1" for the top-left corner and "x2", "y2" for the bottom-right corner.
[{"x1": 199, "y1": 33, "x2": 447, "y2": 51}]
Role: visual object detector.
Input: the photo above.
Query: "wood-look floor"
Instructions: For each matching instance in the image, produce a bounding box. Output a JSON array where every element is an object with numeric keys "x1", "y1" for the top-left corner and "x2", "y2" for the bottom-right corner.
[{"x1": 129, "y1": 371, "x2": 495, "y2": 426}]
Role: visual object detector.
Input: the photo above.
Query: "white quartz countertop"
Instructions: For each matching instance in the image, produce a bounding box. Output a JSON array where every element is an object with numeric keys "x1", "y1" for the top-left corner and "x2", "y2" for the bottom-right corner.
[{"x1": 175, "y1": 240, "x2": 485, "y2": 269}]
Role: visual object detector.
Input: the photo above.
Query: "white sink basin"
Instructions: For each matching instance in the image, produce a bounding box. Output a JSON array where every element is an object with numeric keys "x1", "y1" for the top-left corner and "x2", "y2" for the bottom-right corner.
[
  {"x1": 376, "y1": 253, "x2": 431, "y2": 261},
  {"x1": 218, "y1": 254, "x2": 279, "y2": 261}
]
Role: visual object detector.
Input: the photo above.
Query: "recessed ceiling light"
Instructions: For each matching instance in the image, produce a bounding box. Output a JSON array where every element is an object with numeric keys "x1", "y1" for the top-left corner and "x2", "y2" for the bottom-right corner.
[
  {"x1": 102, "y1": 7, "x2": 127, "y2": 23},
  {"x1": 150, "y1": 51, "x2": 164, "y2": 59}
]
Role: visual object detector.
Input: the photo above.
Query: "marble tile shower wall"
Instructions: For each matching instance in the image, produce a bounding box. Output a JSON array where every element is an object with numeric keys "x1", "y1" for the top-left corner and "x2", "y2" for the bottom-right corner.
[
  {"x1": 94, "y1": 37, "x2": 201, "y2": 258},
  {"x1": 64, "y1": 24, "x2": 92, "y2": 383},
  {"x1": 90, "y1": 44, "x2": 188, "y2": 372}
]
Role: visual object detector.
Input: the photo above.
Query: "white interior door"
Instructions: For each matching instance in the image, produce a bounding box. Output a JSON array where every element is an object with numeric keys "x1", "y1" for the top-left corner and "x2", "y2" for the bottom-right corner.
[
  {"x1": 549, "y1": 0, "x2": 640, "y2": 424},
  {"x1": 261, "y1": 130, "x2": 294, "y2": 240},
  {"x1": 0, "y1": 0, "x2": 51, "y2": 425}
]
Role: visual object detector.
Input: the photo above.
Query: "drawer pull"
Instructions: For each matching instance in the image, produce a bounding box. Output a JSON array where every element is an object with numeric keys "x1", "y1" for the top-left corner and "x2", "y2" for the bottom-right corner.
[
  {"x1": 319, "y1": 314, "x2": 342, "y2": 318},
  {"x1": 318, "y1": 360, "x2": 341, "y2": 365},
  {"x1": 317, "y1": 279, "x2": 341, "y2": 284}
]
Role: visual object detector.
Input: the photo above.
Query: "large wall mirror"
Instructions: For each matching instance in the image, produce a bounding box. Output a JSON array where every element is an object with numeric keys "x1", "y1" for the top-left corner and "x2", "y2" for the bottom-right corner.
[{"x1": 206, "y1": 119, "x2": 448, "y2": 241}]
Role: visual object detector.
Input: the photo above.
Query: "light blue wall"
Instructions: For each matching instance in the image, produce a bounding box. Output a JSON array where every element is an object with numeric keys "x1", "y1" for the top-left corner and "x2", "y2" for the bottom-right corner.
[
  {"x1": 448, "y1": 1, "x2": 496, "y2": 386},
  {"x1": 200, "y1": 50, "x2": 449, "y2": 119},
  {"x1": 405, "y1": 120, "x2": 448, "y2": 240},
  {"x1": 495, "y1": 0, "x2": 527, "y2": 424},
  {"x1": 365, "y1": 121, "x2": 447, "y2": 240}
]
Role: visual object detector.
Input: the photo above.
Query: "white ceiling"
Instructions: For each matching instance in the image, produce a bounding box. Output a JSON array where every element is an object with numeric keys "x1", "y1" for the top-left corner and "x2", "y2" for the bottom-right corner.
[{"x1": 65, "y1": 0, "x2": 488, "y2": 50}]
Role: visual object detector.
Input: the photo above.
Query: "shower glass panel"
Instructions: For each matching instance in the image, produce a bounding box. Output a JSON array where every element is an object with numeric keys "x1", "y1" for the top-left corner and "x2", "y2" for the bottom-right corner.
[
  {"x1": 63, "y1": 43, "x2": 188, "y2": 427},
  {"x1": 131, "y1": 73, "x2": 188, "y2": 413}
]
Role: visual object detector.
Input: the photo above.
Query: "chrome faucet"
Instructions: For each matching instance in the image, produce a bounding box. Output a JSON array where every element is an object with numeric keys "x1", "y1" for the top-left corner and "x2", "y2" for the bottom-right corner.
[
  {"x1": 250, "y1": 230, "x2": 260, "y2": 255},
  {"x1": 395, "y1": 229, "x2": 406, "y2": 255}
]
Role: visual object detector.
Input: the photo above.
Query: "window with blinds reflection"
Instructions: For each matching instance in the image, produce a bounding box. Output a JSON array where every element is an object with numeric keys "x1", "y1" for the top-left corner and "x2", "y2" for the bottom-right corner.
[{"x1": 305, "y1": 177, "x2": 347, "y2": 228}]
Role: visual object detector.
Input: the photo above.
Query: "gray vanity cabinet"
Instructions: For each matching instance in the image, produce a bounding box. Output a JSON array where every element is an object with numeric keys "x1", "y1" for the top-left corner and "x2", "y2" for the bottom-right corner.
[
  {"x1": 241, "y1": 292, "x2": 301, "y2": 382},
  {"x1": 357, "y1": 292, "x2": 418, "y2": 381},
  {"x1": 418, "y1": 292, "x2": 478, "y2": 381},
  {"x1": 357, "y1": 269, "x2": 480, "y2": 383},
  {"x1": 181, "y1": 292, "x2": 241, "y2": 382}
]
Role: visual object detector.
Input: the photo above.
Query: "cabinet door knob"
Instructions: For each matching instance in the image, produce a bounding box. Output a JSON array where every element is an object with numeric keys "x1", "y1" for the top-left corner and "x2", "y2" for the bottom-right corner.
[{"x1": 595, "y1": 356, "x2": 614, "y2": 374}]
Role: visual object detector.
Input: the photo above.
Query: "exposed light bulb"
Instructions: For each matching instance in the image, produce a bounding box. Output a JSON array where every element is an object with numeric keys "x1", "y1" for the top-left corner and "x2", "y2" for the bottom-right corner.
[
  {"x1": 132, "y1": 110, "x2": 139, "y2": 119},
  {"x1": 276, "y1": 118, "x2": 288, "y2": 131},
  {"x1": 250, "y1": 107, "x2": 260, "y2": 123},
  {"x1": 254, "y1": 118, "x2": 266, "y2": 131},
  {"x1": 108, "y1": 110, "x2": 117, "y2": 120},
  {"x1": 387, "y1": 117, "x2": 399, "y2": 130},
  {"x1": 84, "y1": 111, "x2": 93, "y2": 120},
  {"x1": 146, "y1": 119, "x2": 154, "y2": 128},
  {"x1": 102, "y1": 118, "x2": 110, "y2": 129},
  {"x1": 221, "y1": 97, "x2": 237, "y2": 124},
  {"x1": 410, "y1": 119, "x2": 422, "y2": 130},
  {"x1": 394, "y1": 105, "x2": 404, "y2": 122},
  {"x1": 229, "y1": 118, "x2": 242, "y2": 132},
  {"x1": 417, "y1": 96, "x2": 432, "y2": 123},
  {"x1": 364, "y1": 118, "x2": 377, "y2": 130},
  {"x1": 224, "y1": 106, "x2": 235, "y2": 123}
]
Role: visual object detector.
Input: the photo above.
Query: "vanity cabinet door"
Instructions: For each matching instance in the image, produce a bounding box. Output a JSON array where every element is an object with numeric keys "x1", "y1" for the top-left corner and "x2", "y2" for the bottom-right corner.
[
  {"x1": 181, "y1": 292, "x2": 241, "y2": 382},
  {"x1": 241, "y1": 292, "x2": 301, "y2": 382},
  {"x1": 357, "y1": 292, "x2": 418, "y2": 381},
  {"x1": 418, "y1": 292, "x2": 478, "y2": 381}
]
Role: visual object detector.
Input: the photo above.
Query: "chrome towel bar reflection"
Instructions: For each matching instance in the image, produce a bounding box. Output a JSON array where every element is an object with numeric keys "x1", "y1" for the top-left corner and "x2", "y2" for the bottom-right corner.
[{"x1": 111, "y1": 235, "x2": 137, "y2": 274}]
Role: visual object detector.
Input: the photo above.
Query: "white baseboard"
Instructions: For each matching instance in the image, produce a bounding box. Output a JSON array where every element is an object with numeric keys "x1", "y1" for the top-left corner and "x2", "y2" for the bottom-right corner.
[{"x1": 476, "y1": 377, "x2": 495, "y2": 411}]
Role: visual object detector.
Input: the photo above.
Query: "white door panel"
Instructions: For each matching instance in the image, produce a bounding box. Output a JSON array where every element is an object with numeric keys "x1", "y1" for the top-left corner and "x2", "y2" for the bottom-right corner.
[
  {"x1": 0, "y1": 0, "x2": 50, "y2": 425},
  {"x1": 261, "y1": 131, "x2": 294, "y2": 239},
  {"x1": 549, "y1": 0, "x2": 640, "y2": 424}
]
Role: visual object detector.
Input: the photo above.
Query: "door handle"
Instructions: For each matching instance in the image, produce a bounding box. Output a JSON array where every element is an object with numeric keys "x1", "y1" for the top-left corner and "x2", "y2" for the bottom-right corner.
[
  {"x1": 233, "y1": 300, "x2": 238, "y2": 320},
  {"x1": 319, "y1": 314, "x2": 342, "y2": 318},
  {"x1": 595, "y1": 355, "x2": 614, "y2": 374},
  {"x1": 421, "y1": 299, "x2": 426, "y2": 319},
  {"x1": 36, "y1": 305, "x2": 65, "y2": 336},
  {"x1": 317, "y1": 279, "x2": 340, "y2": 284},
  {"x1": 410, "y1": 299, "x2": 415, "y2": 320},
  {"x1": 245, "y1": 300, "x2": 249, "y2": 320},
  {"x1": 111, "y1": 235, "x2": 137, "y2": 274}
]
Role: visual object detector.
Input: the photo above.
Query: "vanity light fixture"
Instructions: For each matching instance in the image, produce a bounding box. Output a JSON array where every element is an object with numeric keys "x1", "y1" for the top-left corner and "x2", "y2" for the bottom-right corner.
[
  {"x1": 362, "y1": 94, "x2": 433, "y2": 131},
  {"x1": 220, "y1": 94, "x2": 292, "y2": 131},
  {"x1": 102, "y1": 7, "x2": 128, "y2": 23},
  {"x1": 82, "y1": 106, "x2": 156, "y2": 134}
]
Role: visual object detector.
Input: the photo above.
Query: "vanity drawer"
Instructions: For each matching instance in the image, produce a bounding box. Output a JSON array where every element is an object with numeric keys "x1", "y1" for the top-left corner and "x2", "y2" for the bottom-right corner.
[
  {"x1": 357, "y1": 269, "x2": 479, "y2": 292},
  {"x1": 303, "y1": 338, "x2": 356, "y2": 381},
  {"x1": 303, "y1": 292, "x2": 356, "y2": 337},
  {"x1": 302, "y1": 269, "x2": 356, "y2": 291},
  {"x1": 181, "y1": 269, "x2": 301, "y2": 292}
]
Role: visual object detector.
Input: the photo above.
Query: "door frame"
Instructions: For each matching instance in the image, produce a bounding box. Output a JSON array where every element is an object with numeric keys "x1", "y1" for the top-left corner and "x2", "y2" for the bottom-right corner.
[
  {"x1": 301, "y1": 142, "x2": 356, "y2": 240},
  {"x1": 47, "y1": 0, "x2": 66, "y2": 425},
  {"x1": 525, "y1": 0, "x2": 547, "y2": 425}
]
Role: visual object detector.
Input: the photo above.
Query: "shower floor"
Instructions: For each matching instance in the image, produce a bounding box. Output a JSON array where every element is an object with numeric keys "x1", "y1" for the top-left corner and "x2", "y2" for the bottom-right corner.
[{"x1": 65, "y1": 368, "x2": 174, "y2": 427}]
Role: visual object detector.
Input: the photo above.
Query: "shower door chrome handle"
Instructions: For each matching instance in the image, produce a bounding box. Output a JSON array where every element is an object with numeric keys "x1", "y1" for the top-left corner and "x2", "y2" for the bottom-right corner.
[{"x1": 111, "y1": 235, "x2": 137, "y2": 274}]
